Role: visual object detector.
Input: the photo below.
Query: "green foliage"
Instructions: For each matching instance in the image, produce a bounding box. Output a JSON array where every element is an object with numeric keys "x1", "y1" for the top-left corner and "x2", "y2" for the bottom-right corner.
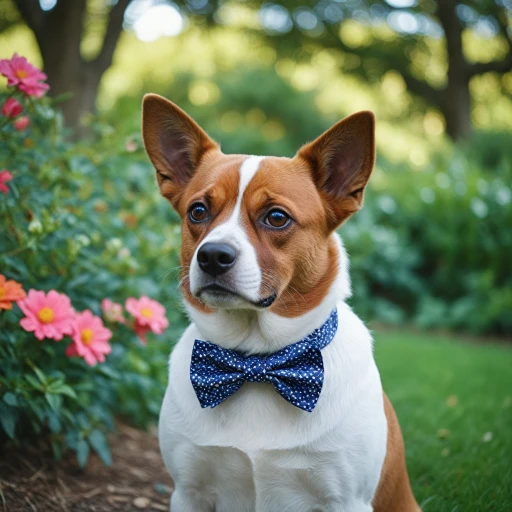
[
  {"x1": 106, "y1": 66, "x2": 332, "y2": 156},
  {"x1": 461, "y1": 130, "x2": 512, "y2": 172},
  {"x1": 346, "y1": 146, "x2": 512, "y2": 335},
  {"x1": 0, "y1": 91, "x2": 187, "y2": 466}
]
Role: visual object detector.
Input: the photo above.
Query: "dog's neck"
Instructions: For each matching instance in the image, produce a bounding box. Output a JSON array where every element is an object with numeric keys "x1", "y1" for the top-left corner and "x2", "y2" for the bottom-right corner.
[{"x1": 184, "y1": 234, "x2": 351, "y2": 355}]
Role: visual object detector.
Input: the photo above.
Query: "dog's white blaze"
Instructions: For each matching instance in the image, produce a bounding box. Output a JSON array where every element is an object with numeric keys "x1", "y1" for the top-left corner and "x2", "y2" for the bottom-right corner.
[
  {"x1": 233, "y1": 155, "x2": 264, "y2": 220},
  {"x1": 189, "y1": 156, "x2": 265, "y2": 302}
]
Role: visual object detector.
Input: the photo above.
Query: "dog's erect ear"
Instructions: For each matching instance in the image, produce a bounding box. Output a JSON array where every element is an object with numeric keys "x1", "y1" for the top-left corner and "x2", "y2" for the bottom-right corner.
[
  {"x1": 142, "y1": 94, "x2": 218, "y2": 207},
  {"x1": 297, "y1": 111, "x2": 375, "y2": 230}
]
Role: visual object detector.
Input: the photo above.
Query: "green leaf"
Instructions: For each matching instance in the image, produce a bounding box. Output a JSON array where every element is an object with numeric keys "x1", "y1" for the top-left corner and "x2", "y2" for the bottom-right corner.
[
  {"x1": 57, "y1": 385, "x2": 77, "y2": 399},
  {"x1": 45, "y1": 393, "x2": 62, "y2": 412},
  {"x1": 88, "y1": 429, "x2": 112, "y2": 466},
  {"x1": 76, "y1": 439, "x2": 90, "y2": 468},
  {"x1": 25, "y1": 375, "x2": 44, "y2": 390},
  {"x1": 96, "y1": 365, "x2": 120, "y2": 380},
  {"x1": 0, "y1": 402, "x2": 18, "y2": 439},
  {"x1": 3, "y1": 392, "x2": 18, "y2": 407},
  {"x1": 28, "y1": 401, "x2": 45, "y2": 422},
  {"x1": 33, "y1": 366, "x2": 48, "y2": 385},
  {"x1": 47, "y1": 411, "x2": 61, "y2": 433},
  {"x1": 47, "y1": 383, "x2": 77, "y2": 400}
]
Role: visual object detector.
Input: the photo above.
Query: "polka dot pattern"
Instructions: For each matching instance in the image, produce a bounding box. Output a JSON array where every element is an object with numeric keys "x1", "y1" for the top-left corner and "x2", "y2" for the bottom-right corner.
[{"x1": 190, "y1": 308, "x2": 338, "y2": 412}]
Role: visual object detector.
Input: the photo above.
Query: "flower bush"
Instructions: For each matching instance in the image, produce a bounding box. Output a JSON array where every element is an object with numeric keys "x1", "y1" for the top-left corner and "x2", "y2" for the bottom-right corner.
[{"x1": 0, "y1": 55, "x2": 187, "y2": 467}]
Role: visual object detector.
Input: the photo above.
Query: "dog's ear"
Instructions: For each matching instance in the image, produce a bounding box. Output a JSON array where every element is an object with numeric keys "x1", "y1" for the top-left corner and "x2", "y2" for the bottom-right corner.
[
  {"x1": 297, "y1": 111, "x2": 375, "y2": 230},
  {"x1": 142, "y1": 94, "x2": 218, "y2": 207}
]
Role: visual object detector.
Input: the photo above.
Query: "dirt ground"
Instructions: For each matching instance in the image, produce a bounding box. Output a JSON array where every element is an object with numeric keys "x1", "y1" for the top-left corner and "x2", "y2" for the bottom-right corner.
[{"x1": 0, "y1": 424, "x2": 174, "y2": 512}]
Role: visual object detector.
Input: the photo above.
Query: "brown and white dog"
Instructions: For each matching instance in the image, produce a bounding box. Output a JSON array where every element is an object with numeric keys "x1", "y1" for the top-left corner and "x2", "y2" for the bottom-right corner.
[{"x1": 142, "y1": 94, "x2": 420, "y2": 512}]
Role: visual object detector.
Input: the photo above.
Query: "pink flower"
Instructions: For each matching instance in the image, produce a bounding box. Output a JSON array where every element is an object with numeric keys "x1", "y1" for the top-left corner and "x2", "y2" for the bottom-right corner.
[
  {"x1": 0, "y1": 53, "x2": 49, "y2": 97},
  {"x1": 0, "y1": 170, "x2": 13, "y2": 194},
  {"x1": 1, "y1": 97, "x2": 22, "y2": 118},
  {"x1": 14, "y1": 116, "x2": 30, "y2": 131},
  {"x1": 101, "y1": 298, "x2": 126, "y2": 324},
  {"x1": 18, "y1": 290, "x2": 75, "y2": 341},
  {"x1": 66, "y1": 310, "x2": 112, "y2": 366},
  {"x1": 125, "y1": 296, "x2": 169, "y2": 344}
]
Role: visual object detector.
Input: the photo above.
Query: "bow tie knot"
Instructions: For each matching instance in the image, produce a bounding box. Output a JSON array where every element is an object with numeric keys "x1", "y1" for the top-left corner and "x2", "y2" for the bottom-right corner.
[
  {"x1": 190, "y1": 308, "x2": 338, "y2": 412},
  {"x1": 243, "y1": 358, "x2": 268, "y2": 382}
]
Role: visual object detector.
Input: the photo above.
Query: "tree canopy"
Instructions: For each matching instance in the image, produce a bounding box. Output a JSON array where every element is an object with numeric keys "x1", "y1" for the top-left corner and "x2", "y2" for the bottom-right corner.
[{"x1": 3, "y1": 0, "x2": 511, "y2": 140}]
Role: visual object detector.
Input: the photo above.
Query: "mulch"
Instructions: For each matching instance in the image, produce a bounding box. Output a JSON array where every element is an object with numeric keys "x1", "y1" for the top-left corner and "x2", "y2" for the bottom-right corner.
[{"x1": 0, "y1": 424, "x2": 174, "y2": 511}]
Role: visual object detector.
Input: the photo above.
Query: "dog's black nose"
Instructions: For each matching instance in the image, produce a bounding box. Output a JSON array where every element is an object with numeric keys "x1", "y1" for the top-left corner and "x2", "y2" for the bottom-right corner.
[{"x1": 197, "y1": 242, "x2": 237, "y2": 277}]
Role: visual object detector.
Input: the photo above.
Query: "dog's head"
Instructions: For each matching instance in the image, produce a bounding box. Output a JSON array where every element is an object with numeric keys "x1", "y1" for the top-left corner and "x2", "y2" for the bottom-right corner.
[{"x1": 142, "y1": 95, "x2": 375, "y2": 318}]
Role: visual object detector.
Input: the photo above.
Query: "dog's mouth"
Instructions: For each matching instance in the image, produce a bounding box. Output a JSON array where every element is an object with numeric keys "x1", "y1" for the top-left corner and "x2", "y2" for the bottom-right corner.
[{"x1": 196, "y1": 283, "x2": 277, "y2": 309}]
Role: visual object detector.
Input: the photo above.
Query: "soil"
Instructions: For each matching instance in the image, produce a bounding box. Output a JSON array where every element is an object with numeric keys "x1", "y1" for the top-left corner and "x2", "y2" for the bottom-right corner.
[{"x1": 0, "y1": 424, "x2": 174, "y2": 512}]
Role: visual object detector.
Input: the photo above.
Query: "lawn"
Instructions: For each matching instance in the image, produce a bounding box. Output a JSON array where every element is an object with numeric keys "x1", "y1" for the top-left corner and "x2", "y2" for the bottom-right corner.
[{"x1": 375, "y1": 330, "x2": 512, "y2": 512}]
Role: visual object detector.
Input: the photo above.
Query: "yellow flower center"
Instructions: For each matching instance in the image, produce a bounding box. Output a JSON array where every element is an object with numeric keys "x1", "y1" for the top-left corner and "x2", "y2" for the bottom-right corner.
[
  {"x1": 16, "y1": 69, "x2": 28, "y2": 79},
  {"x1": 141, "y1": 307, "x2": 153, "y2": 318},
  {"x1": 0, "y1": 287, "x2": 4, "y2": 299},
  {"x1": 81, "y1": 328, "x2": 94, "y2": 345},
  {"x1": 38, "y1": 307, "x2": 54, "y2": 323}
]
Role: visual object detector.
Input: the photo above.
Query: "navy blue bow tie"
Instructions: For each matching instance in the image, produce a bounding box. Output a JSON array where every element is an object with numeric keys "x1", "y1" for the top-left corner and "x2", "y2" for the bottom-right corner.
[{"x1": 190, "y1": 309, "x2": 338, "y2": 412}]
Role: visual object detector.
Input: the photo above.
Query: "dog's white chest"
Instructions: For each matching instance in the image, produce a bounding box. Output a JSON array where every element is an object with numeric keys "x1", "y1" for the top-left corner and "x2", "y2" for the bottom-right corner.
[{"x1": 159, "y1": 303, "x2": 387, "y2": 511}]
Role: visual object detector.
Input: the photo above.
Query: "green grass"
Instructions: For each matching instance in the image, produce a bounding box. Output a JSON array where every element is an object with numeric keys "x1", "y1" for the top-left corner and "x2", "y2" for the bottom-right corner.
[{"x1": 374, "y1": 330, "x2": 512, "y2": 512}]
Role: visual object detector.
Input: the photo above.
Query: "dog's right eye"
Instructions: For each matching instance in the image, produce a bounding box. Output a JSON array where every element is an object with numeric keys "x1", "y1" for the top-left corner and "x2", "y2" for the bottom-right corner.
[{"x1": 188, "y1": 203, "x2": 208, "y2": 223}]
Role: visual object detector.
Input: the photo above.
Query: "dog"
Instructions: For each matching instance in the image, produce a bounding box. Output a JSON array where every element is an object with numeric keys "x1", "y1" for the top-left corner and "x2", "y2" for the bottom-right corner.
[{"x1": 142, "y1": 94, "x2": 420, "y2": 512}]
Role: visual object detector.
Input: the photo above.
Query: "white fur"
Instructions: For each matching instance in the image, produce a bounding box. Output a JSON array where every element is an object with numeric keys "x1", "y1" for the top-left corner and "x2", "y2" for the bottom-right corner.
[
  {"x1": 160, "y1": 229, "x2": 388, "y2": 511},
  {"x1": 189, "y1": 156, "x2": 264, "y2": 308}
]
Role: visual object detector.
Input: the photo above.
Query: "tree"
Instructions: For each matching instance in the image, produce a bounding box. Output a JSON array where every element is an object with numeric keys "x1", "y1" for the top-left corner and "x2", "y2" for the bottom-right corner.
[
  {"x1": 11, "y1": 0, "x2": 131, "y2": 129},
  {"x1": 252, "y1": 0, "x2": 512, "y2": 140}
]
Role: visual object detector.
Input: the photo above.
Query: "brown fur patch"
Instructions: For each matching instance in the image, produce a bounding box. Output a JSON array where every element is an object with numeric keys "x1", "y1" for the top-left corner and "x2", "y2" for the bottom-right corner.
[
  {"x1": 177, "y1": 151, "x2": 246, "y2": 313},
  {"x1": 297, "y1": 111, "x2": 375, "y2": 231},
  {"x1": 373, "y1": 394, "x2": 421, "y2": 512},
  {"x1": 237, "y1": 157, "x2": 339, "y2": 317}
]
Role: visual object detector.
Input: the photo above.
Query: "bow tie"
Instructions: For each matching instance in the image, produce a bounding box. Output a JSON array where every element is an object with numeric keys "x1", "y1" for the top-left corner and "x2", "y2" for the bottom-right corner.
[{"x1": 190, "y1": 309, "x2": 338, "y2": 412}]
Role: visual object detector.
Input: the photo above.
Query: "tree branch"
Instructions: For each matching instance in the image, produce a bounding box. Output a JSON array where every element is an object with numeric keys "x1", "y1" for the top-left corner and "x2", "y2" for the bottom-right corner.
[
  {"x1": 13, "y1": 0, "x2": 45, "y2": 41},
  {"x1": 467, "y1": 5, "x2": 512, "y2": 77},
  {"x1": 435, "y1": 0, "x2": 468, "y2": 77},
  {"x1": 468, "y1": 55, "x2": 512, "y2": 77},
  {"x1": 400, "y1": 71, "x2": 444, "y2": 107},
  {"x1": 93, "y1": 0, "x2": 131, "y2": 73},
  {"x1": 322, "y1": 22, "x2": 444, "y2": 107}
]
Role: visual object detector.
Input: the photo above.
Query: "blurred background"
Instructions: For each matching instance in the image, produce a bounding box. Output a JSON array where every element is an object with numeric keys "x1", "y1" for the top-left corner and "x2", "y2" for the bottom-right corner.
[
  {"x1": 1, "y1": 1, "x2": 512, "y2": 510},
  {"x1": 2, "y1": 0, "x2": 512, "y2": 335}
]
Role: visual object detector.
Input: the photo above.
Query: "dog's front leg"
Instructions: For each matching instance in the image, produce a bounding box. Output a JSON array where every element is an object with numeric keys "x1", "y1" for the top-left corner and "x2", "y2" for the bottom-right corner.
[
  {"x1": 252, "y1": 450, "x2": 376, "y2": 512},
  {"x1": 169, "y1": 450, "x2": 256, "y2": 512},
  {"x1": 161, "y1": 434, "x2": 255, "y2": 512}
]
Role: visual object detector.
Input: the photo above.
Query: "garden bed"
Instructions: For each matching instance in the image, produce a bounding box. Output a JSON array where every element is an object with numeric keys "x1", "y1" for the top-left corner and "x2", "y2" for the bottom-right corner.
[{"x1": 0, "y1": 423, "x2": 173, "y2": 512}]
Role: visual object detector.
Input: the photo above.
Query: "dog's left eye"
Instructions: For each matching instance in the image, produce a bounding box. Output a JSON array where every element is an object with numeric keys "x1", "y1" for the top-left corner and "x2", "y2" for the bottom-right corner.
[
  {"x1": 188, "y1": 203, "x2": 208, "y2": 223},
  {"x1": 264, "y1": 209, "x2": 290, "y2": 229}
]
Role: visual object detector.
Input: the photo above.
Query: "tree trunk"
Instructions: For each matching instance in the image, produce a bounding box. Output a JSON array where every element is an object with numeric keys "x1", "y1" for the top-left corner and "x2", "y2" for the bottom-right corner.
[
  {"x1": 437, "y1": 0, "x2": 472, "y2": 141},
  {"x1": 42, "y1": 57, "x2": 103, "y2": 132},
  {"x1": 13, "y1": 0, "x2": 129, "y2": 133},
  {"x1": 441, "y1": 78, "x2": 472, "y2": 141},
  {"x1": 30, "y1": 0, "x2": 90, "y2": 130}
]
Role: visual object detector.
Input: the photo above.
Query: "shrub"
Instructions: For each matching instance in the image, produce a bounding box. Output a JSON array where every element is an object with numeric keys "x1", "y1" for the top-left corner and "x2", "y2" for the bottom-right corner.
[
  {"x1": 0, "y1": 55, "x2": 187, "y2": 467},
  {"x1": 346, "y1": 148, "x2": 512, "y2": 335}
]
